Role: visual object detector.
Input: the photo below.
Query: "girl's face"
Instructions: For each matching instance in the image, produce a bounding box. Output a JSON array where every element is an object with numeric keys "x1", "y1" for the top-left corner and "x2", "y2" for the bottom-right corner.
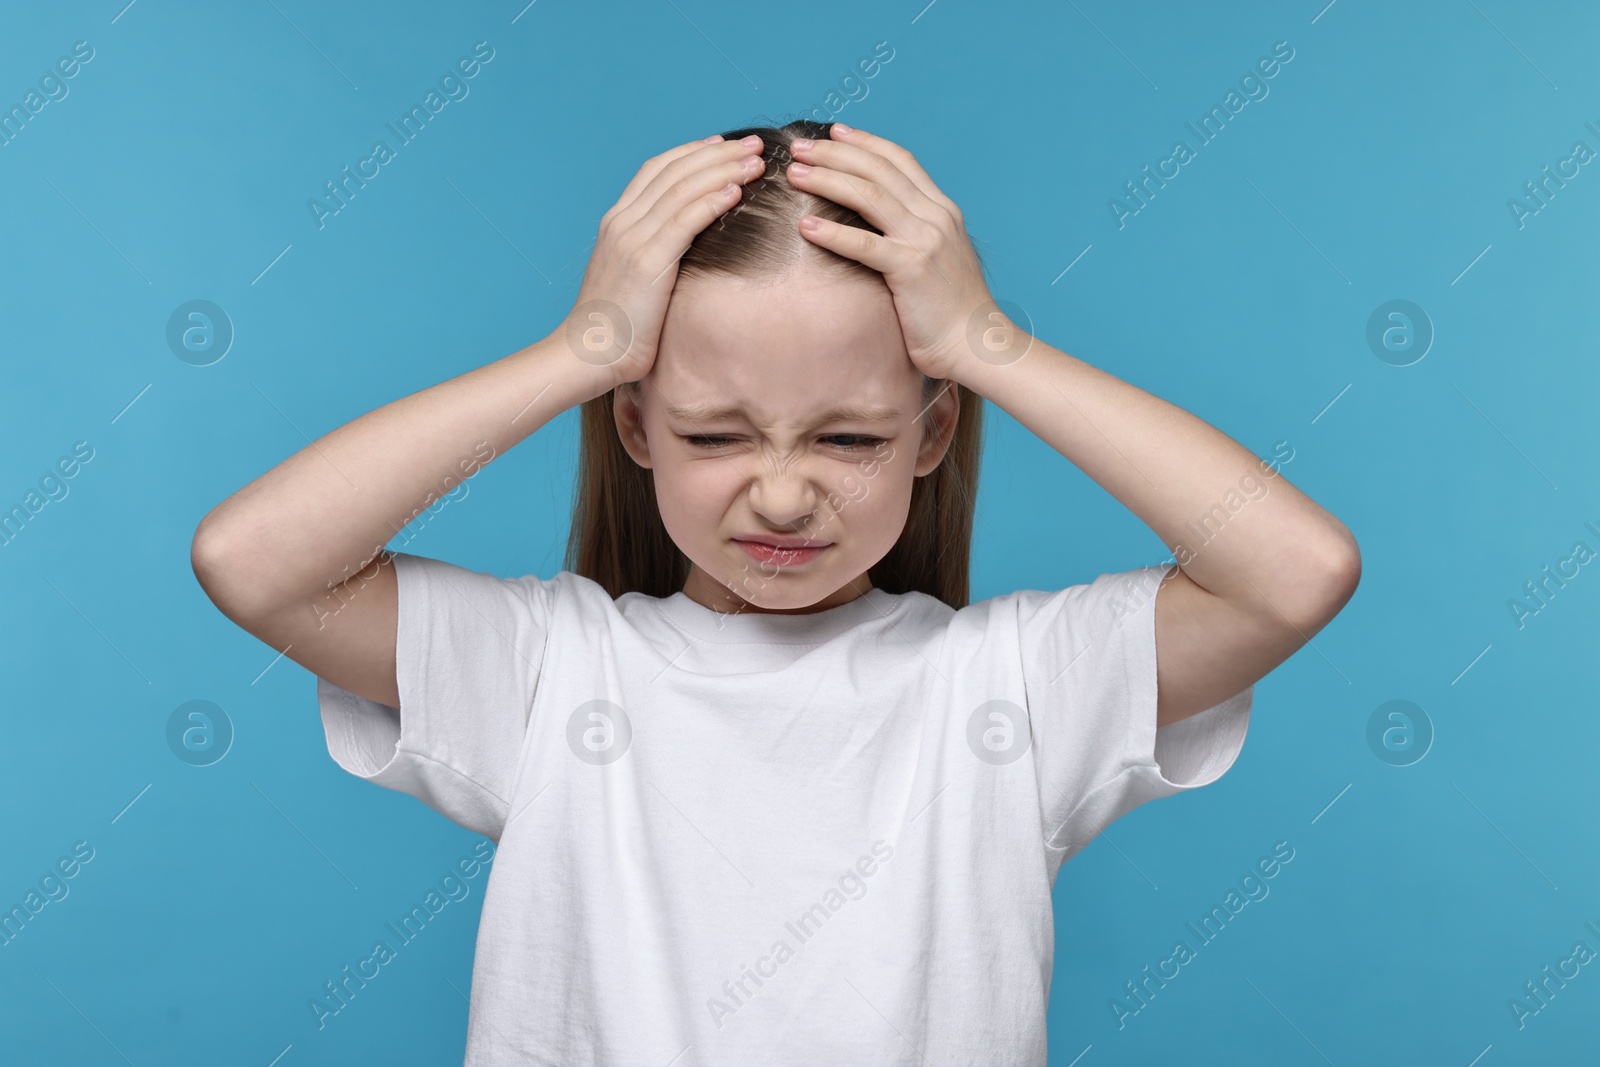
[{"x1": 614, "y1": 265, "x2": 960, "y2": 615}]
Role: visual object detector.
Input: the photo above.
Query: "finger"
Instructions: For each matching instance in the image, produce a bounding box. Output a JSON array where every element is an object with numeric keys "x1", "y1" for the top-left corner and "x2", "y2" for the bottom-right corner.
[
  {"x1": 790, "y1": 136, "x2": 943, "y2": 226},
  {"x1": 787, "y1": 160, "x2": 934, "y2": 250},
  {"x1": 607, "y1": 136, "x2": 742, "y2": 224},
  {"x1": 632, "y1": 151, "x2": 764, "y2": 246},
  {"x1": 825, "y1": 124, "x2": 962, "y2": 219},
  {"x1": 606, "y1": 136, "x2": 722, "y2": 219},
  {"x1": 632, "y1": 165, "x2": 761, "y2": 276},
  {"x1": 610, "y1": 136, "x2": 763, "y2": 229},
  {"x1": 793, "y1": 165, "x2": 957, "y2": 289},
  {"x1": 795, "y1": 213, "x2": 901, "y2": 274}
]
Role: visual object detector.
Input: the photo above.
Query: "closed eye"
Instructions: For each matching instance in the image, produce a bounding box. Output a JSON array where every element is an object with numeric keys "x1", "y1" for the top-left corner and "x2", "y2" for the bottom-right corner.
[
  {"x1": 684, "y1": 435, "x2": 885, "y2": 451},
  {"x1": 822, "y1": 435, "x2": 886, "y2": 450}
]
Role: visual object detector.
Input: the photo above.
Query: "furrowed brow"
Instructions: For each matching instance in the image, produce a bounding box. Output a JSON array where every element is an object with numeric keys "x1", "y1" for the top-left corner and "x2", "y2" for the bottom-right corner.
[
  {"x1": 663, "y1": 403, "x2": 748, "y2": 423},
  {"x1": 816, "y1": 405, "x2": 901, "y2": 424},
  {"x1": 665, "y1": 402, "x2": 902, "y2": 424}
]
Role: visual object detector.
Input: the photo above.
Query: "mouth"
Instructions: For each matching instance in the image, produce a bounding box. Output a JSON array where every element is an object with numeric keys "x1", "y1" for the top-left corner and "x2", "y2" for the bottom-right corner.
[{"x1": 732, "y1": 537, "x2": 831, "y2": 568}]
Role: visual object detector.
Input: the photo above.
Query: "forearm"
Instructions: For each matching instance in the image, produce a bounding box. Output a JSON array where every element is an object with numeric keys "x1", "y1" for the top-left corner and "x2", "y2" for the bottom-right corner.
[
  {"x1": 955, "y1": 331, "x2": 1356, "y2": 621},
  {"x1": 192, "y1": 331, "x2": 614, "y2": 617}
]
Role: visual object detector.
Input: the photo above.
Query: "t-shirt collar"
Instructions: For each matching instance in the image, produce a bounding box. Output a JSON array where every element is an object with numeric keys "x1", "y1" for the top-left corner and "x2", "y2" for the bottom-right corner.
[{"x1": 647, "y1": 586, "x2": 899, "y2": 646}]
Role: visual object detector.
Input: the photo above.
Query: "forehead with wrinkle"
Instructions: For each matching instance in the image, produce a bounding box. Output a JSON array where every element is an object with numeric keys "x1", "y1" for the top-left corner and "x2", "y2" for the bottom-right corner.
[{"x1": 652, "y1": 266, "x2": 912, "y2": 428}]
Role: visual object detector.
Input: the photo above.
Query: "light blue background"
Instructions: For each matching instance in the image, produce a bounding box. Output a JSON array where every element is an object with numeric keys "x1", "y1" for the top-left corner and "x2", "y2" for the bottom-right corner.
[{"x1": 4, "y1": 0, "x2": 1597, "y2": 1063}]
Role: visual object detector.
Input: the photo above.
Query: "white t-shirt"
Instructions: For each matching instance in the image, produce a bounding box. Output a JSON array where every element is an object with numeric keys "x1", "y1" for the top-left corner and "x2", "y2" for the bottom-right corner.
[{"x1": 316, "y1": 551, "x2": 1252, "y2": 1066}]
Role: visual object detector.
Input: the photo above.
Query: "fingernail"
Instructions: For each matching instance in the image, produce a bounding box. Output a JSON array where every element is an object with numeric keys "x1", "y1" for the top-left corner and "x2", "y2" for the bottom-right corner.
[
  {"x1": 741, "y1": 134, "x2": 763, "y2": 147},
  {"x1": 801, "y1": 216, "x2": 822, "y2": 231},
  {"x1": 792, "y1": 137, "x2": 814, "y2": 150},
  {"x1": 789, "y1": 162, "x2": 812, "y2": 177},
  {"x1": 832, "y1": 122, "x2": 852, "y2": 135},
  {"x1": 703, "y1": 134, "x2": 723, "y2": 143}
]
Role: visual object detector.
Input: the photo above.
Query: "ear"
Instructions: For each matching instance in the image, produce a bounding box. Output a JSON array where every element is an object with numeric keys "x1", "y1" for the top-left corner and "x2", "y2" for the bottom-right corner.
[
  {"x1": 612, "y1": 382, "x2": 654, "y2": 470},
  {"x1": 913, "y1": 380, "x2": 961, "y2": 477}
]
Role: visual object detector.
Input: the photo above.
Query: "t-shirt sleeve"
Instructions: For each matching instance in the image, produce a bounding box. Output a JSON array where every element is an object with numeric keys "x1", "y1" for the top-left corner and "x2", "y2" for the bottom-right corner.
[
  {"x1": 314, "y1": 551, "x2": 557, "y2": 841},
  {"x1": 1016, "y1": 563, "x2": 1253, "y2": 864}
]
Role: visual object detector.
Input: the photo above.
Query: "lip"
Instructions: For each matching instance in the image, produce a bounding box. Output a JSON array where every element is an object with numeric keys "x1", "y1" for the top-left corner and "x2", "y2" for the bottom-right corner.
[{"x1": 733, "y1": 537, "x2": 832, "y2": 567}]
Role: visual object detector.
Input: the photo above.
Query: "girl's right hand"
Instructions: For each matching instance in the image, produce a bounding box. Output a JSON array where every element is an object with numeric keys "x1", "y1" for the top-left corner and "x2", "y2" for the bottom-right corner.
[{"x1": 560, "y1": 133, "x2": 768, "y2": 387}]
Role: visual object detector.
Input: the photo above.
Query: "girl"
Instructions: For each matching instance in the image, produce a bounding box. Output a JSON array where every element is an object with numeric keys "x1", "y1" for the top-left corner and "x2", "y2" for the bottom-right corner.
[{"x1": 192, "y1": 118, "x2": 1360, "y2": 1065}]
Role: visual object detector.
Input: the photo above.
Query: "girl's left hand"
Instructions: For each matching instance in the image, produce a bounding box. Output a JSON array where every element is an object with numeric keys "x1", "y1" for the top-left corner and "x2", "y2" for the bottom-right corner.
[{"x1": 786, "y1": 123, "x2": 1020, "y2": 381}]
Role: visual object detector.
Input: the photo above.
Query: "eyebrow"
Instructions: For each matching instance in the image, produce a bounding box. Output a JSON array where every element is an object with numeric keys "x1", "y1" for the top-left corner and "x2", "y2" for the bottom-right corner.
[{"x1": 663, "y1": 402, "x2": 902, "y2": 425}]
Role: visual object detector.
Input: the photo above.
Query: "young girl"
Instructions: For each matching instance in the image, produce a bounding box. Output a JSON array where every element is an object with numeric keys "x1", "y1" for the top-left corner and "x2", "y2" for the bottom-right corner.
[{"x1": 192, "y1": 118, "x2": 1360, "y2": 1064}]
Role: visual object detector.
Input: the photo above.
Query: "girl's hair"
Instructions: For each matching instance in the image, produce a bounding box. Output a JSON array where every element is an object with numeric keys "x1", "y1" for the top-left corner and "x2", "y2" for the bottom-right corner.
[{"x1": 565, "y1": 118, "x2": 985, "y2": 609}]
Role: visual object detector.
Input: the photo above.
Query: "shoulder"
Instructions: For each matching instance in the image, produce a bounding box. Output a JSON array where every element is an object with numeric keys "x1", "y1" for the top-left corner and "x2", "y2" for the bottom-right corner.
[
  {"x1": 876, "y1": 588, "x2": 957, "y2": 647},
  {"x1": 937, "y1": 566, "x2": 1175, "y2": 674},
  {"x1": 1059, "y1": 565, "x2": 1172, "y2": 632},
  {"x1": 955, "y1": 565, "x2": 1170, "y2": 629},
  {"x1": 392, "y1": 553, "x2": 619, "y2": 621}
]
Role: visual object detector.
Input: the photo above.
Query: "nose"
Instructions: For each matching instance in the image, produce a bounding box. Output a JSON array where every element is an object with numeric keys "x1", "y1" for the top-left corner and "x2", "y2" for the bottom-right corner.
[{"x1": 745, "y1": 449, "x2": 823, "y2": 532}]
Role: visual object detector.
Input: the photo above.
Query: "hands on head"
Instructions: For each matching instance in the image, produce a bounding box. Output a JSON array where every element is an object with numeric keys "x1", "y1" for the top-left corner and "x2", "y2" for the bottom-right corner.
[
  {"x1": 564, "y1": 132, "x2": 767, "y2": 388},
  {"x1": 563, "y1": 122, "x2": 1001, "y2": 392},
  {"x1": 559, "y1": 121, "x2": 990, "y2": 614}
]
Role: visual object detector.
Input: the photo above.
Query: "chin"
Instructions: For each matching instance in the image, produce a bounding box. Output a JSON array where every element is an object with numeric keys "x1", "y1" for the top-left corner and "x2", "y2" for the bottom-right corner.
[{"x1": 716, "y1": 566, "x2": 825, "y2": 610}]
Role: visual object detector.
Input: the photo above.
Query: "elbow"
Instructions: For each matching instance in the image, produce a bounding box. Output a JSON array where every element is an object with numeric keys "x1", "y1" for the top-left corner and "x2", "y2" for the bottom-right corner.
[
  {"x1": 1302, "y1": 526, "x2": 1361, "y2": 630},
  {"x1": 190, "y1": 512, "x2": 255, "y2": 619},
  {"x1": 1324, "y1": 524, "x2": 1362, "y2": 595},
  {"x1": 190, "y1": 514, "x2": 229, "y2": 604}
]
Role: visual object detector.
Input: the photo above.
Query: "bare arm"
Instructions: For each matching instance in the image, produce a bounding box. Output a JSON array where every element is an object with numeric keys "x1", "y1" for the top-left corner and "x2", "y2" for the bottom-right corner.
[
  {"x1": 955, "y1": 339, "x2": 1361, "y2": 728},
  {"x1": 191, "y1": 132, "x2": 769, "y2": 708},
  {"x1": 190, "y1": 338, "x2": 615, "y2": 708}
]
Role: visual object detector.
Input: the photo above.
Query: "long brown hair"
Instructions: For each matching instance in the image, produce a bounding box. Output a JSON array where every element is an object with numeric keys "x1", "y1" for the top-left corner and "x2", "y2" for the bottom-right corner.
[{"x1": 565, "y1": 118, "x2": 985, "y2": 609}]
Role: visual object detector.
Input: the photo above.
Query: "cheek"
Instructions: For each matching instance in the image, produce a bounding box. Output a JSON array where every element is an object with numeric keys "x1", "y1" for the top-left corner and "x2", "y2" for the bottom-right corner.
[
  {"x1": 650, "y1": 457, "x2": 733, "y2": 535},
  {"x1": 832, "y1": 449, "x2": 916, "y2": 533}
]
